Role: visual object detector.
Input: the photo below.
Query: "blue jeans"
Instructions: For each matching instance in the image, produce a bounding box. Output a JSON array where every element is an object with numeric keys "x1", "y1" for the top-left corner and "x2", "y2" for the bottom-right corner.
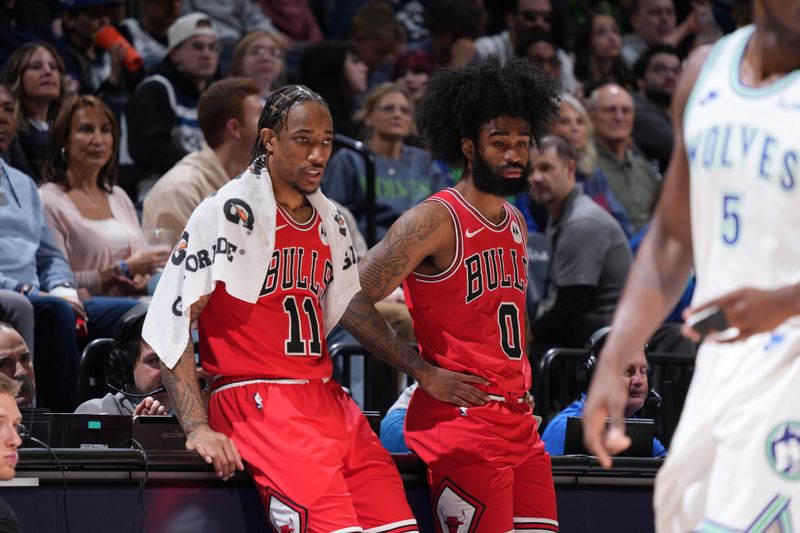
[{"x1": 29, "y1": 295, "x2": 137, "y2": 412}]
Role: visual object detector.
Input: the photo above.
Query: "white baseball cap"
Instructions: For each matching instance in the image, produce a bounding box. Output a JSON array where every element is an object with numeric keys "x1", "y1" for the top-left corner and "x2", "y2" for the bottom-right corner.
[{"x1": 167, "y1": 13, "x2": 218, "y2": 53}]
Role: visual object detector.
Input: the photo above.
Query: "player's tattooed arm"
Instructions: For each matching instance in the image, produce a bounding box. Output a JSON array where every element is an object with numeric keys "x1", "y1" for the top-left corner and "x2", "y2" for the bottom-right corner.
[
  {"x1": 341, "y1": 203, "x2": 492, "y2": 407},
  {"x1": 160, "y1": 294, "x2": 210, "y2": 434},
  {"x1": 159, "y1": 294, "x2": 244, "y2": 479}
]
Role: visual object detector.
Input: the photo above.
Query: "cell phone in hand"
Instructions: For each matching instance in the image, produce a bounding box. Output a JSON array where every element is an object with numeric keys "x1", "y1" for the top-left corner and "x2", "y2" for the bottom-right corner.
[{"x1": 686, "y1": 305, "x2": 728, "y2": 338}]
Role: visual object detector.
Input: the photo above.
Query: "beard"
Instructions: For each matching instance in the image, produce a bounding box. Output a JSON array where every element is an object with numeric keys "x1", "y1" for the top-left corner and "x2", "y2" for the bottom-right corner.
[
  {"x1": 472, "y1": 151, "x2": 531, "y2": 197},
  {"x1": 644, "y1": 86, "x2": 672, "y2": 109}
]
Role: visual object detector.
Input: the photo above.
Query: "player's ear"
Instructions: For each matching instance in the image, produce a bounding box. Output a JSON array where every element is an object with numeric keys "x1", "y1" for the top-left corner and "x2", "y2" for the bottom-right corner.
[
  {"x1": 461, "y1": 137, "x2": 474, "y2": 162},
  {"x1": 260, "y1": 128, "x2": 276, "y2": 154}
]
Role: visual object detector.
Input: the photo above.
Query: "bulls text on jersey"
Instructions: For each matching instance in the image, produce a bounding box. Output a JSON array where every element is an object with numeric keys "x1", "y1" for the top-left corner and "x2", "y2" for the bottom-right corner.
[
  {"x1": 259, "y1": 246, "x2": 334, "y2": 299},
  {"x1": 465, "y1": 247, "x2": 528, "y2": 304}
]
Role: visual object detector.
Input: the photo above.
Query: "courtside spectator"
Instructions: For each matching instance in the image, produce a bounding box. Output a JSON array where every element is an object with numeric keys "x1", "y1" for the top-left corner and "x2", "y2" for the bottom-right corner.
[
  {"x1": 299, "y1": 41, "x2": 367, "y2": 139},
  {"x1": 120, "y1": 13, "x2": 219, "y2": 201},
  {"x1": 423, "y1": 0, "x2": 485, "y2": 68},
  {"x1": 632, "y1": 44, "x2": 681, "y2": 173},
  {"x1": 516, "y1": 30, "x2": 562, "y2": 84},
  {"x1": 1, "y1": 42, "x2": 66, "y2": 182},
  {"x1": 529, "y1": 135, "x2": 631, "y2": 351},
  {"x1": 622, "y1": 0, "x2": 721, "y2": 68},
  {"x1": 0, "y1": 373, "x2": 23, "y2": 532},
  {"x1": 392, "y1": 49, "x2": 435, "y2": 105},
  {"x1": 0, "y1": 323, "x2": 36, "y2": 408},
  {"x1": 348, "y1": 2, "x2": 406, "y2": 88},
  {"x1": 0, "y1": 293, "x2": 33, "y2": 359},
  {"x1": 574, "y1": 12, "x2": 632, "y2": 91},
  {"x1": 40, "y1": 95, "x2": 168, "y2": 296},
  {"x1": 183, "y1": 0, "x2": 280, "y2": 73},
  {"x1": 0, "y1": 84, "x2": 136, "y2": 412},
  {"x1": 476, "y1": 0, "x2": 577, "y2": 93},
  {"x1": 257, "y1": 0, "x2": 323, "y2": 44},
  {"x1": 541, "y1": 331, "x2": 666, "y2": 457},
  {"x1": 143, "y1": 78, "x2": 261, "y2": 238},
  {"x1": 589, "y1": 82, "x2": 661, "y2": 232},
  {"x1": 227, "y1": 31, "x2": 286, "y2": 101},
  {"x1": 551, "y1": 93, "x2": 633, "y2": 237},
  {"x1": 323, "y1": 83, "x2": 448, "y2": 242},
  {"x1": 117, "y1": 0, "x2": 182, "y2": 72},
  {"x1": 60, "y1": 0, "x2": 126, "y2": 95}
]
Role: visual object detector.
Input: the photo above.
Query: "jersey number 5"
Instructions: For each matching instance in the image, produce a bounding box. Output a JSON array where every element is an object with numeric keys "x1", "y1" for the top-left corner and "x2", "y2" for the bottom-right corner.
[
  {"x1": 283, "y1": 295, "x2": 322, "y2": 357},
  {"x1": 722, "y1": 193, "x2": 740, "y2": 245},
  {"x1": 498, "y1": 302, "x2": 523, "y2": 360}
]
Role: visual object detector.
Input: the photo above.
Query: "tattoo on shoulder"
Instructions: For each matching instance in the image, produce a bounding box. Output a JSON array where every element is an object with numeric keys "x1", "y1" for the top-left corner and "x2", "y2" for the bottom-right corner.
[{"x1": 359, "y1": 204, "x2": 445, "y2": 296}]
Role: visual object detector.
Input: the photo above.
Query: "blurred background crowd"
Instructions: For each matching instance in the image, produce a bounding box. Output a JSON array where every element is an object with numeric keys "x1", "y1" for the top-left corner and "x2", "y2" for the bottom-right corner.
[{"x1": 0, "y1": 0, "x2": 745, "y2": 420}]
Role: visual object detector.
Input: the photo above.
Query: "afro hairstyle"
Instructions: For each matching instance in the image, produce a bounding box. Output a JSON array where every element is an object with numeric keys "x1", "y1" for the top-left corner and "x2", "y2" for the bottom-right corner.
[{"x1": 416, "y1": 56, "x2": 560, "y2": 169}]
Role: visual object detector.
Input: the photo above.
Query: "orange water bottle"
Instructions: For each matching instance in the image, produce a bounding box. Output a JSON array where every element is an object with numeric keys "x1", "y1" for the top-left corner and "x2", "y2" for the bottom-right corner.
[{"x1": 96, "y1": 25, "x2": 143, "y2": 72}]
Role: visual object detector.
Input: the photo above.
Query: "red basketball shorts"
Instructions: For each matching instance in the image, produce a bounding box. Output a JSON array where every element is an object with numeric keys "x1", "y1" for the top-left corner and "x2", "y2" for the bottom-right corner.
[
  {"x1": 209, "y1": 378, "x2": 418, "y2": 533},
  {"x1": 405, "y1": 388, "x2": 558, "y2": 532}
]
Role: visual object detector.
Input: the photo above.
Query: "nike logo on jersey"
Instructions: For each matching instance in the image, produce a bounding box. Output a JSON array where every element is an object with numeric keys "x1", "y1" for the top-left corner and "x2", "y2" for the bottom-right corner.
[
  {"x1": 465, "y1": 227, "x2": 484, "y2": 238},
  {"x1": 275, "y1": 224, "x2": 288, "y2": 231},
  {"x1": 699, "y1": 90, "x2": 719, "y2": 106}
]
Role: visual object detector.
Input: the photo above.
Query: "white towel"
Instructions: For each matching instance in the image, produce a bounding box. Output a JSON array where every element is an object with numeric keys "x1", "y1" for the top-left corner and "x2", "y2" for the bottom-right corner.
[{"x1": 142, "y1": 164, "x2": 361, "y2": 369}]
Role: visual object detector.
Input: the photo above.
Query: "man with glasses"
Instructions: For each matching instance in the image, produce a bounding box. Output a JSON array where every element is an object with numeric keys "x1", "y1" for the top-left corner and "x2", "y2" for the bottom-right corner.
[
  {"x1": 589, "y1": 82, "x2": 661, "y2": 233},
  {"x1": 121, "y1": 13, "x2": 220, "y2": 200},
  {"x1": 632, "y1": 44, "x2": 682, "y2": 174},
  {"x1": 475, "y1": 0, "x2": 577, "y2": 93}
]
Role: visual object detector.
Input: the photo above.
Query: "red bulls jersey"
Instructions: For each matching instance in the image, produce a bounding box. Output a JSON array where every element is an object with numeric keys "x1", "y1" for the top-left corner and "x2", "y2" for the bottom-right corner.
[
  {"x1": 199, "y1": 206, "x2": 334, "y2": 379},
  {"x1": 404, "y1": 188, "x2": 531, "y2": 393}
]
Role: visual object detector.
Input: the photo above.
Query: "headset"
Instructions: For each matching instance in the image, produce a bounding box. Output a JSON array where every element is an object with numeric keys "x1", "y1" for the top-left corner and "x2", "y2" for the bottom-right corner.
[
  {"x1": 576, "y1": 326, "x2": 612, "y2": 394},
  {"x1": 576, "y1": 326, "x2": 662, "y2": 416},
  {"x1": 106, "y1": 303, "x2": 166, "y2": 399}
]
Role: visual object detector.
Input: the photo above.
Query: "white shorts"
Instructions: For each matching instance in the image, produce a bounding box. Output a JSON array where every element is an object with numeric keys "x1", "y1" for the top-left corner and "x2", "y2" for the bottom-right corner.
[{"x1": 655, "y1": 325, "x2": 800, "y2": 532}]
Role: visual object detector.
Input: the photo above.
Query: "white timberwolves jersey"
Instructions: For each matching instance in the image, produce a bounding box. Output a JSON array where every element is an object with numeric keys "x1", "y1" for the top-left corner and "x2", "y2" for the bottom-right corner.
[
  {"x1": 684, "y1": 25, "x2": 800, "y2": 309},
  {"x1": 654, "y1": 26, "x2": 800, "y2": 533}
]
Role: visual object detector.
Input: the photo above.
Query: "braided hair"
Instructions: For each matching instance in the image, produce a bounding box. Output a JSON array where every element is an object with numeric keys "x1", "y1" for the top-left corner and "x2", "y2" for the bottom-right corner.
[
  {"x1": 416, "y1": 56, "x2": 560, "y2": 169},
  {"x1": 250, "y1": 85, "x2": 329, "y2": 170}
]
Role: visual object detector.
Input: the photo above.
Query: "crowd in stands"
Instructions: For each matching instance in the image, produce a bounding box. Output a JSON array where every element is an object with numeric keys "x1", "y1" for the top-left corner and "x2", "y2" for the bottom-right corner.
[{"x1": 0, "y1": 0, "x2": 744, "y2": 450}]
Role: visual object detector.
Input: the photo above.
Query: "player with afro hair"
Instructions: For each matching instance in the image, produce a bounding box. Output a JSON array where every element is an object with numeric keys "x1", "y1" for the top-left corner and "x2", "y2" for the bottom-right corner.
[
  {"x1": 417, "y1": 55, "x2": 560, "y2": 169},
  {"x1": 344, "y1": 56, "x2": 563, "y2": 530}
]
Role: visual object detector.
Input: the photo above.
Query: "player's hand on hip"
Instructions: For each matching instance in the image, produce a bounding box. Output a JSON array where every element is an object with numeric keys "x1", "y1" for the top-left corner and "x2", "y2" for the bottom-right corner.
[
  {"x1": 417, "y1": 365, "x2": 491, "y2": 407},
  {"x1": 185, "y1": 424, "x2": 245, "y2": 480},
  {"x1": 683, "y1": 287, "x2": 797, "y2": 343},
  {"x1": 582, "y1": 362, "x2": 631, "y2": 469}
]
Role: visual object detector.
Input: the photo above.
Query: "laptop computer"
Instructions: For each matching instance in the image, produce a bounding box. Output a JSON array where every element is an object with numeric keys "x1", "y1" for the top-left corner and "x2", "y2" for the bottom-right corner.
[
  {"x1": 132, "y1": 415, "x2": 187, "y2": 451},
  {"x1": 52, "y1": 414, "x2": 132, "y2": 449},
  {"x1": 563, "y1": 416, "x2": 655, "y2": 457}
]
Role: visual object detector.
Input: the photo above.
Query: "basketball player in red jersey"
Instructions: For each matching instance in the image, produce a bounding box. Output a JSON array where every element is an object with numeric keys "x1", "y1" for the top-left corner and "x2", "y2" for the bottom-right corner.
[
  {"x1": 341, "y1": 58, "x2": 561, "y2": 531},
  {"x1": 149, "y1": 85, "x2": 492, "y2": 532}
]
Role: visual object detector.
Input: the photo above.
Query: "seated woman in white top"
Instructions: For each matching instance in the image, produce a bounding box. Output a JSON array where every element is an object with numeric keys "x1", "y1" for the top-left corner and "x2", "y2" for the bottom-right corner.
[{"x1": 39, "y1": 95, "x2": 168, "y2": 297}]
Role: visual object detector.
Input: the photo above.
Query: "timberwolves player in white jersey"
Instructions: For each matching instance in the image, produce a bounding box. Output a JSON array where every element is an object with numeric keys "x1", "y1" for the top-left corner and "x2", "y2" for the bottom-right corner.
[{"x1": 582, "y1": 1, "x2": 800, "y2": 531}]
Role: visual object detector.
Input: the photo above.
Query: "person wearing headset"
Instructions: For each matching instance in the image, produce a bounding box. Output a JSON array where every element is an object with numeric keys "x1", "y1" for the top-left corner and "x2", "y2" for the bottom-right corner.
[
  {"x1": 75, "y1": 303, "x2": 174, "y2": 416},
  {"x1": 541, "y1": 327, "x2": 667, "y2": 457}
]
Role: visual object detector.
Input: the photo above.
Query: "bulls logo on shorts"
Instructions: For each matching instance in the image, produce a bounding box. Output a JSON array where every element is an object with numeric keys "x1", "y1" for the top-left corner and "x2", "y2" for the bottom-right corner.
[
  {"x1": 433, "y1": 478, "x2": 485, "y2": 533},
  {"x1": 510, "y1": 219, "x2": 523, "y2": 244},
  {"x1": 267, "y1": 489, "x2": 307, "y2": 533},
  {"x1": 223, "y1": 198, "x2": 255, "y2": 231},
  {"x1": 766, "y1": 421, "x2": 800, "y2": 480}
]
